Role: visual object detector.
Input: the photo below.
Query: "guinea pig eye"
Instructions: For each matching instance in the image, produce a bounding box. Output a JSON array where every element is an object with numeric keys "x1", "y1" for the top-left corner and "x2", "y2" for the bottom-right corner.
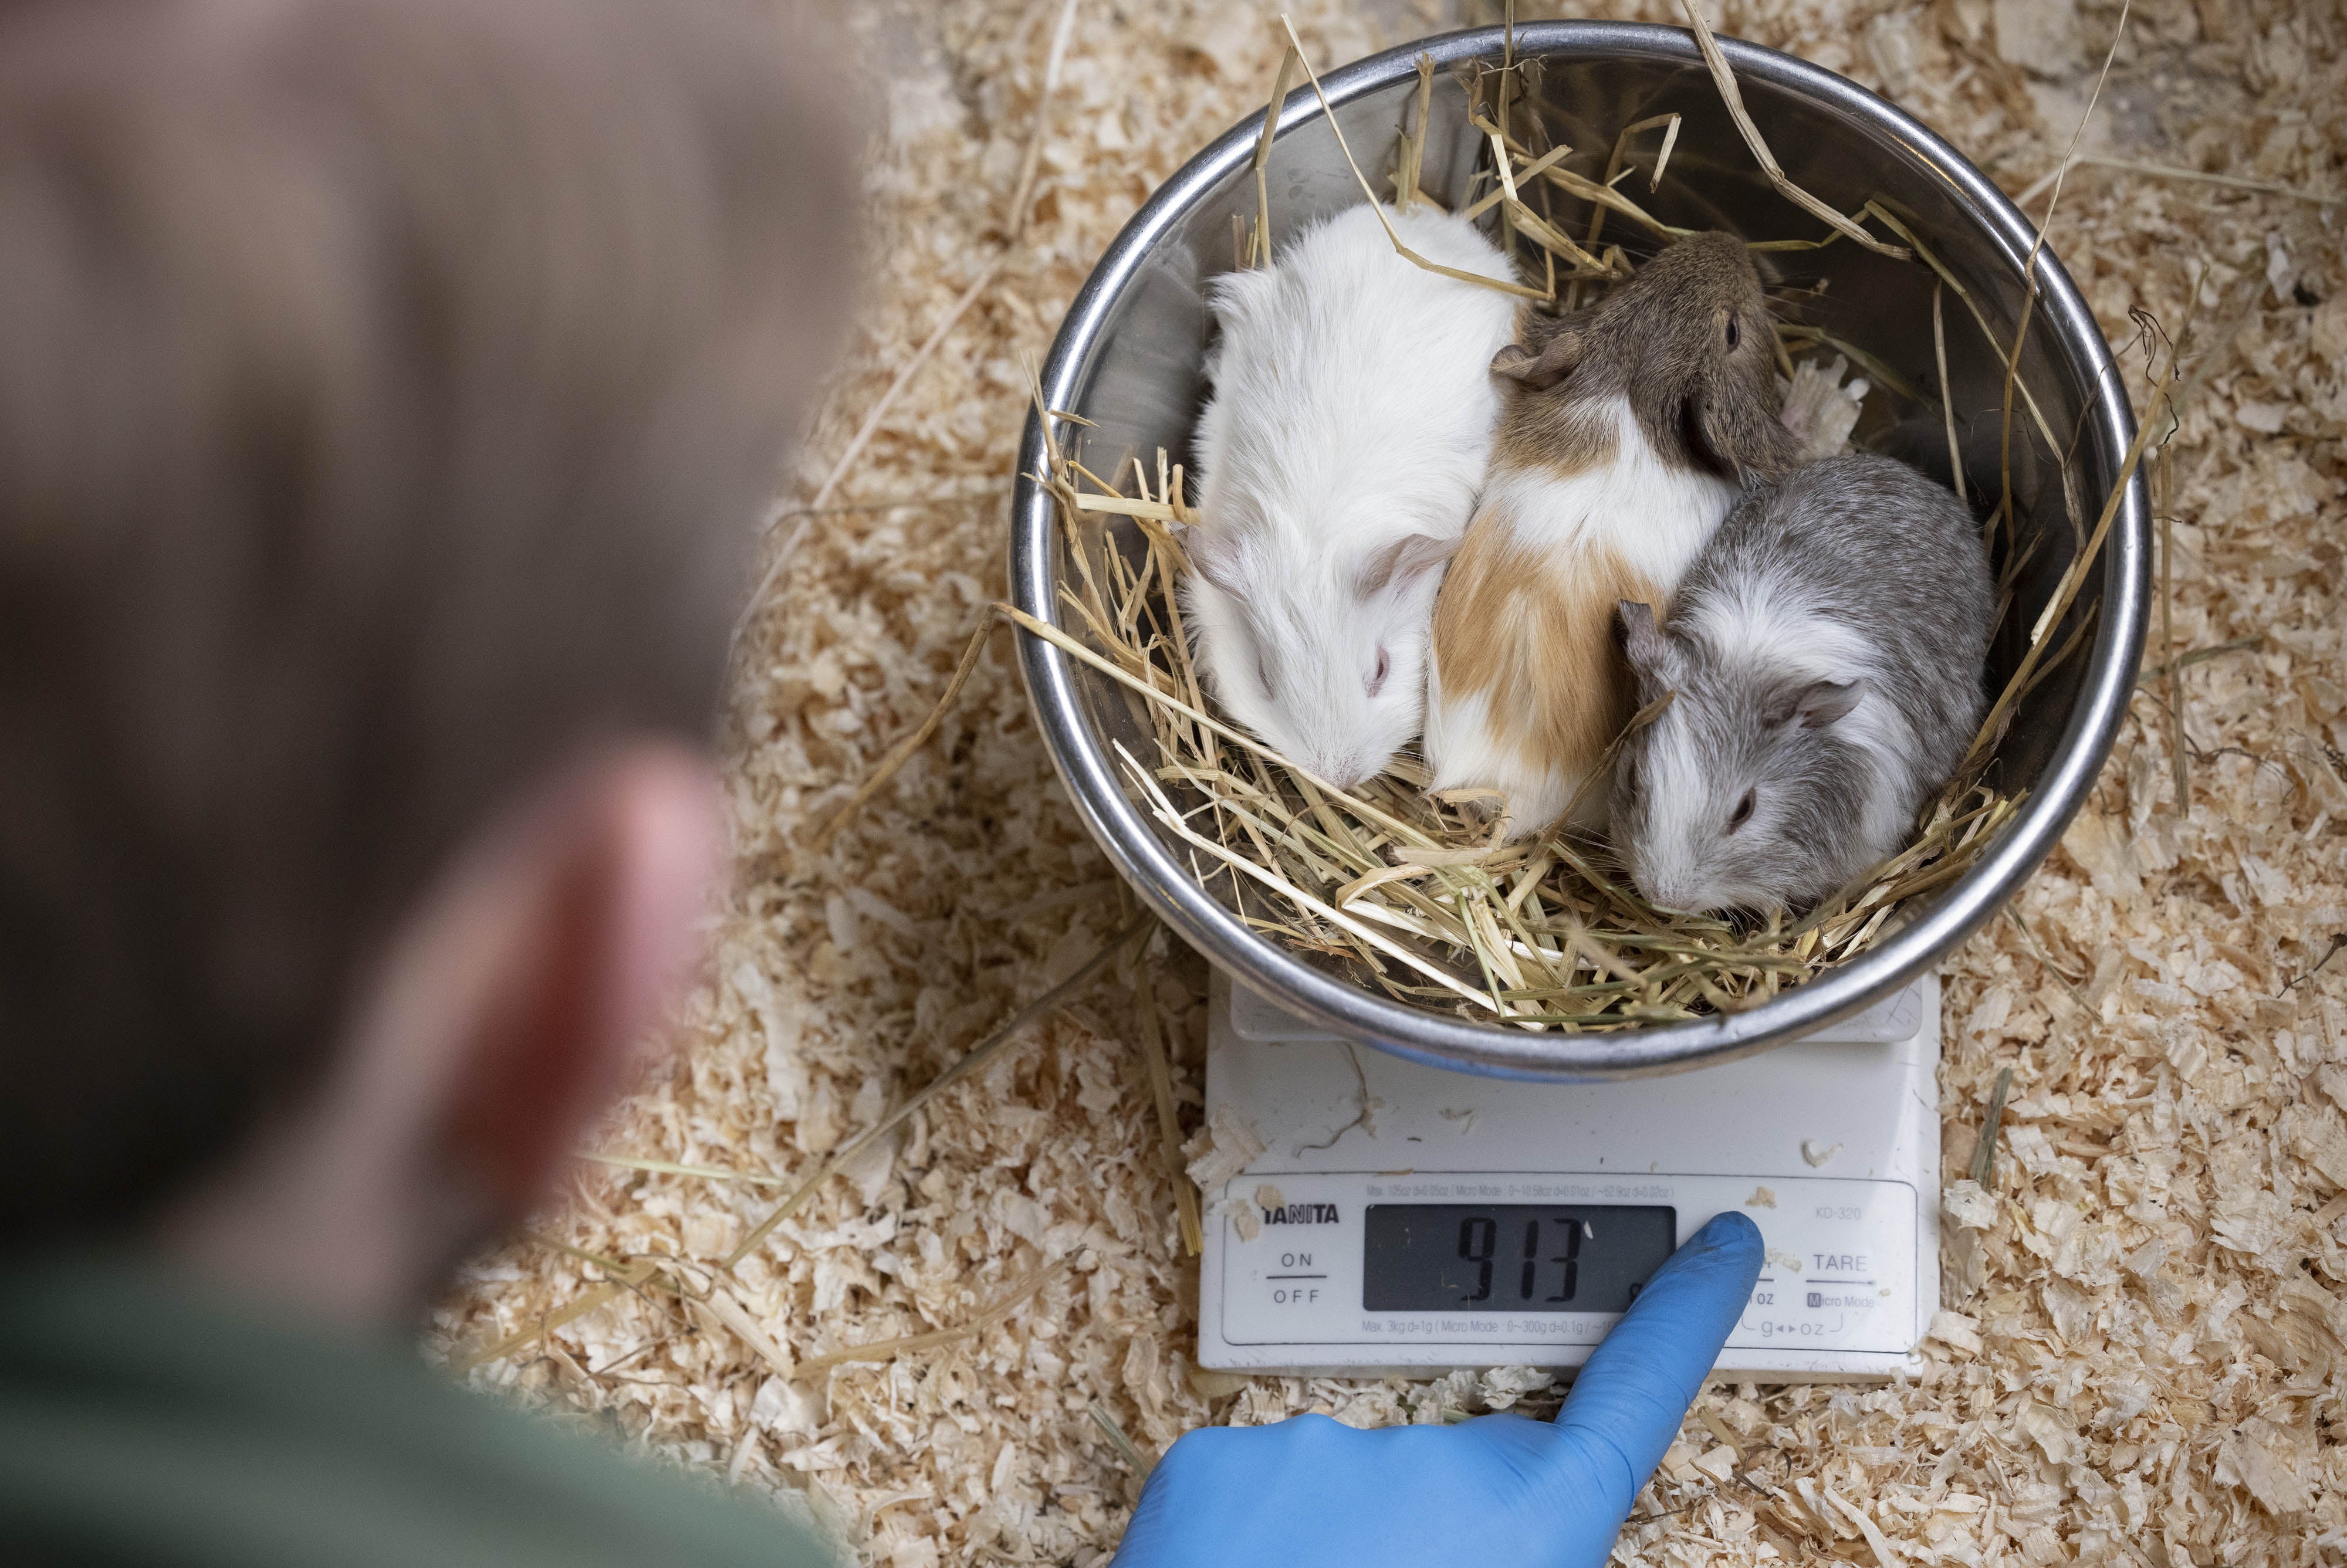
[
  {"x1": 1367, "y1": 646, "x2": 1391, "y2": 697},
  {"x1": 1728, "y1": 788, "x2": 1756, "y2": 832},
  {"x1": 1724, "y1": 314, "x2": 1741, "y2": 350}
]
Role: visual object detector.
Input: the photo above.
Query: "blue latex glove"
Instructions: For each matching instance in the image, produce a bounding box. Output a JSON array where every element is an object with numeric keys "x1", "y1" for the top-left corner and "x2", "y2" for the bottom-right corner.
[{"x1": 1112, "y1": 1211, "x2": 1761, "y2": 1568}]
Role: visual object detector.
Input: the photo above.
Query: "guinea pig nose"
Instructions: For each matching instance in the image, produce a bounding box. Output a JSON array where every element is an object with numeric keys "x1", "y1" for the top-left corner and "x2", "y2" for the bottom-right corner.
[
  {"x1": 1307, "y1": 753, "x2": 1365, "y2": 791},
  {"x1": 1642, "y1": 879, "x2": 1694, "y2": 916}
]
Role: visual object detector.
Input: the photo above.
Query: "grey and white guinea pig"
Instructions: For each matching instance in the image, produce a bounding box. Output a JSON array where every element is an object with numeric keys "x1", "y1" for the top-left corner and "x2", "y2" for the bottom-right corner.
[
  {"x1": 1422, "y1": 232, "x2": 1802, "y2": 838},
  {"x1": 1181, "y1": 201, "x2": 1519, "y2": 790},
  {"x1": 1609, "y1": 452, "x2": 1994, "y2": 915}
]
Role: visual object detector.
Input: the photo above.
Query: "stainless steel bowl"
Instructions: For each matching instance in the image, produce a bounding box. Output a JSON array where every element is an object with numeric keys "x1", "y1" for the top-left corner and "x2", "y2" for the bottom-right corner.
[{"x1": 1010, "y1": 22, "x2": 2146, "y2": 1080}]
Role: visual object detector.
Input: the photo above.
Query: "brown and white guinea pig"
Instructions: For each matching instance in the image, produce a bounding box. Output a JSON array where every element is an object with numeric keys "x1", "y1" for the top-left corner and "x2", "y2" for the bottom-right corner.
[
  {"x1": 1611, "y1": 453, "x2": 1994, "y2": 916},
  {"x1": 1422, "y1": 232, "x2": 1800, "y2": 837}
]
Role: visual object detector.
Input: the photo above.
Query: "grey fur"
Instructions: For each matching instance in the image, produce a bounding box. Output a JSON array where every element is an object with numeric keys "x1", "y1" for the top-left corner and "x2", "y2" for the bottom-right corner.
[
  {"x1": 1610, "y1": 453, "x2": 1994, "y2": 914},
  {"x1": 1490, "y1": 231, "x2": 1800, "y2": 486}
]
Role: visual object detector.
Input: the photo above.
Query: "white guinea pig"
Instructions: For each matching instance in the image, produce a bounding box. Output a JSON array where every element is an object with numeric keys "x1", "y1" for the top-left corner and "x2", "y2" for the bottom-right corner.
[
  {"x1": 1423, "y1": 233, "x2": 1801, "y2": 837},
  {"x1": 1181, "y1": 202, "x2": 1519, "y2": 790}
]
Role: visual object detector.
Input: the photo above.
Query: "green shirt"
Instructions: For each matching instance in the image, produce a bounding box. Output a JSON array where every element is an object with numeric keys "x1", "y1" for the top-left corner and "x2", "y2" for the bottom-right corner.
[{"x1": 0, "y1": 1254, "x2": 833, "y2": 1568}]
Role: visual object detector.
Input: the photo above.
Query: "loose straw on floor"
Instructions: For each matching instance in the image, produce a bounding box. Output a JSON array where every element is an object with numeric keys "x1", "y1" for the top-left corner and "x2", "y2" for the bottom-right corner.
[
  {"x1": 2015, "y1": 153, "x2": 2339, "y2": 209},
  {"x1": 792, "y1": 1258, "x2": 1070, "y2": 1378},
  {"x1": 716, "y1": 912, "x2": 1153, "y2": 1272},
  {"x1": 731, "y1": 0, "x2": 1083, "y2": 651},
  {"x1": 455, "y1": 913, "x2": 1149, "y2": 1372}
]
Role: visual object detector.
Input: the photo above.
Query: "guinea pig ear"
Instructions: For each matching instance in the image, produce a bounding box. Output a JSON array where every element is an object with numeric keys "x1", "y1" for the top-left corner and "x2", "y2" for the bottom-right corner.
[
  {"x1": 1766, "y1": 676, "x2": 1863, "y2": 729},
  {"x1": 1614, "y1": 600, "x2": 1681, "y2": 702},
  {"x1": 1184, "y1": 527, "x2": 1248, "y2": 598},
  {"x1": 1356, "y1": 531, "x2": 1459, "y2": 598},
  {"x1": 1492, "y1": 326, "x2": 1587, "y2": 391}
]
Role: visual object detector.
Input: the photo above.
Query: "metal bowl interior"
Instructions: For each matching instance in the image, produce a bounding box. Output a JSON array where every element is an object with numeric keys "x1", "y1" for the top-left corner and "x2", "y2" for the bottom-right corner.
[{"x1": 1010, "y1": 22, "x2": 2146, "y2": 1081}]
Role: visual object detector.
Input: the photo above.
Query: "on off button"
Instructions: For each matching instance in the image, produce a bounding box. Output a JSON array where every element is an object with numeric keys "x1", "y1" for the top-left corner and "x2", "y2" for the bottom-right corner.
[{"x1": 1265, "y1": 1248, "x2": 1327, "y2": 1306}]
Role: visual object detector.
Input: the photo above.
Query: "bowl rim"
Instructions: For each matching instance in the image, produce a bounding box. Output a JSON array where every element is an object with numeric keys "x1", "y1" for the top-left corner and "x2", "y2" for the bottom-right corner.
[{"x1": 1009, "y1": 20, "x2": 2148, "y2": 1081}]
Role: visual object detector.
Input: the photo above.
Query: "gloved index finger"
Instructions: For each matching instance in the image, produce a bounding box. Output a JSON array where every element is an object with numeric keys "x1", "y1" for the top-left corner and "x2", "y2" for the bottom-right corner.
[{"x1": 1547, "y1": 1211, "x2": 1763, "y2": 1511}]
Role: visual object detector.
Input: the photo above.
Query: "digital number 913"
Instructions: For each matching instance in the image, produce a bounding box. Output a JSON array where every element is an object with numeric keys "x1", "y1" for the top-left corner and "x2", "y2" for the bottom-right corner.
[{"x1": 1458, "y1": 1215, "x2": 1581, "y2": 1303}]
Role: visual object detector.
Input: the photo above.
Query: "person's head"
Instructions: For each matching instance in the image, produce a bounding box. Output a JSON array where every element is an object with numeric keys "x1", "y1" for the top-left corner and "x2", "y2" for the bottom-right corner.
[{"x1": 0, "y1": 0, "x2": 854, "y2": 1318}]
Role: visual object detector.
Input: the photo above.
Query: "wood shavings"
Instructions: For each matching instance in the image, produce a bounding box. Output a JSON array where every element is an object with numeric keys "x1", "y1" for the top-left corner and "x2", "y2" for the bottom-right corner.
[
  {"x1": 1183, "y1": 1104, "x2": 1265, "y2": 1192},
  {"x1": 1778, "y1": 353, "x2": 1869, "y2": 462},
  {"x1": 428, "y1": 2, "x2": 2347, "y2": 1564}
]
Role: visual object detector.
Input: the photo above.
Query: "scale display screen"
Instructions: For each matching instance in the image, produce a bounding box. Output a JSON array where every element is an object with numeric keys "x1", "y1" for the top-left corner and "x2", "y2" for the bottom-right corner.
[{"x1": 1362, "y1": 1204, "x2": 1676, "y2": 1313}]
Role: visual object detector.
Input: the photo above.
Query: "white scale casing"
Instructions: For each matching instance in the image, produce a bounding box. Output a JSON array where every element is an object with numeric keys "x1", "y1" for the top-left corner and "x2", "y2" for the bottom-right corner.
[{"x1": 1198, "y1": 973, "x2": 1941, "y2": 1380}]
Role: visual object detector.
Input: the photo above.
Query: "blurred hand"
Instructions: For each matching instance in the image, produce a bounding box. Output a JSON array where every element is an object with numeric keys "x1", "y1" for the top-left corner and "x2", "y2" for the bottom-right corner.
[{"x1": 1111, "y1": 1211, "x2": 1762, "y2": 1568}]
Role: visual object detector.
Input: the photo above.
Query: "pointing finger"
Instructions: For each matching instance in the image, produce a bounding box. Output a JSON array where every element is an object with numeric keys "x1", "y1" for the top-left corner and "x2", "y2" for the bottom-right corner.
[{"x1": 1546, "y1": 1211, "x2": 1763, "y2": 1517}]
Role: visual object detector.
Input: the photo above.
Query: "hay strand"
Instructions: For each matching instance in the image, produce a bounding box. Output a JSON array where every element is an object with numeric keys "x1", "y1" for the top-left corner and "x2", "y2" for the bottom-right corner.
[
  {"x1": 1993, "y1": 2, "x2": 2129, "y2": 551},
  {"x1": 581, "y1": 1154, "x2": 791, "y2": 1188},
  {"x1": 1932, "y1": 279, "x2": 1965, "y2": 505},
  {"x1": 1088, "y1": 1400, "x2": 1158, "y2": 1478},
  {"x1": 1248, "y1": 37, "x2": 1297, "y2": 264},
  {"x1": 730, "y1": 0, "x2": 1088, "y2": 649},
  {"x1": 1675, "y1": 0, "x2": 1909, "y2": 259},
  {"x1": 2014, "y1": 152, "x2": 2340, "y2": 209},
  {"x1": 720, "y1": 914, "x2": 1153, "y2": 1272},
  {"x1": 808, "y1": 611, "x2": 1004, "y2": 854},
  {"x1": 452, "y1": 1261, "x2": 657, "y2": 1373},
  {"x1": 1271, "y1": 15, "x2": 1544, "y2": 299},
  {"x1": 733, "y1": 257, "x2": 1009, "y2": 651},
  {"x1": 1969, "y1": 1065, "x2": 2015, "y2": 1188},
  {"x1": 1393, "y1": 53, "x2": 1436, "y2": 214},
  {"x1": 1005, "y1": 0, "x2": 1084, "y2": 242},
  {"x1": 793, "y1": 1259, "x2": 1068, "y2": 1377},
  {"x1": 1962, "y1": 262, "x2": 2257, "y2": 773},
  {"x1": 1131, "y1": 929, "x2": 1206, "y2": 1255}
]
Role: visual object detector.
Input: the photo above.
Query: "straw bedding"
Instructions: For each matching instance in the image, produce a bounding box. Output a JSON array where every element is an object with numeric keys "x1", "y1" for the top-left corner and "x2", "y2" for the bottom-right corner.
[{"x1": 430, "y1": 0, "x2": 2347, "y2": 1562}]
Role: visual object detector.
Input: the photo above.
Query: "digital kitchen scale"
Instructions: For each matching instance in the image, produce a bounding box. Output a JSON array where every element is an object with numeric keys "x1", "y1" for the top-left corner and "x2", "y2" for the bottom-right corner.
[{"x1": 1197, "y1": 973, "x2": 1941, "y2": 1380}]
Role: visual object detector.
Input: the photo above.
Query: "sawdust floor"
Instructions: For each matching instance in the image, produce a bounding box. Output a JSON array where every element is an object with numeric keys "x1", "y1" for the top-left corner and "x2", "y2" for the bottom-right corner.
[{"x1": 432, "y1": 1, "x2": 2347, "y2": 1563}]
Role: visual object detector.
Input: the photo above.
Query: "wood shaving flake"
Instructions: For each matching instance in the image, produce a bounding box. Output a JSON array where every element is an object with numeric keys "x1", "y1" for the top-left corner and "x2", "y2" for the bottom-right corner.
[{"x1": 1182, "y1": 1105, "x2": 1264, "y2": 1193}]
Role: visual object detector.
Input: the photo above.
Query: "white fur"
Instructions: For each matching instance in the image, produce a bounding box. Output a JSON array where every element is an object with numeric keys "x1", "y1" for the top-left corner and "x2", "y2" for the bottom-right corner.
[
  {"x1": 1182, "y1": 203, "x2": 1519, "y2": 788},
  {"x1": 1635, "y1": 584, "x2": 1912, "y2": 911},
  {"x1": 1629, "y1": 709, "x2": 1717, "y2": 908},
  {"x1": 1420, "y1": 682, "x2": 1531, "y2": 812},
  {"x1": 1474, "y1": 401, "x2": 1742, "y2": 582},
  {"x1": 1686, "y1": 583, "x2": 1912, "y2": 849},
  {"x1": 1424, "y1": 398, "x2": 1744, "y2": 832}
]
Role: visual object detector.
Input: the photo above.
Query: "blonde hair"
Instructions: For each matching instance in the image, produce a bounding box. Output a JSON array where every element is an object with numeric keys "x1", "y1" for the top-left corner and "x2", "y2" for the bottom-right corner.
[{"x1": 0, "y1": 0, "x2": 853, "y2": 1236}]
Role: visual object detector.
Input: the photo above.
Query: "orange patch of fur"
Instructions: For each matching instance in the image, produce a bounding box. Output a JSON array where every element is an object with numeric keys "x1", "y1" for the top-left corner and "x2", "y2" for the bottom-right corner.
[{"x1": 1430, "y1": 517, "x2": 1659, "y2": 799}]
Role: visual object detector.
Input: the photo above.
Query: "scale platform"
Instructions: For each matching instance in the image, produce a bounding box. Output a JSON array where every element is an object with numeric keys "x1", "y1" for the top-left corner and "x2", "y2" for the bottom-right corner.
[{"x1": 1197, "y1": 973, "x2": 1941, "y2": 1380}]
